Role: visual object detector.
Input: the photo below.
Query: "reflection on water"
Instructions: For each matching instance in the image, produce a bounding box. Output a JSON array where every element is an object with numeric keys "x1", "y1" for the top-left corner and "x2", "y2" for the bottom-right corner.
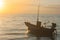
[{"x1": 0, "y1": 14, "x2": 60, "y2": 40}]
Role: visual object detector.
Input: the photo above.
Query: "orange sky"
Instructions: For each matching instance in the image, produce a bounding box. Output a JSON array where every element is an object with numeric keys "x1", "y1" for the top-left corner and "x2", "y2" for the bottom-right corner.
[{"x1": 0, "y1": 0, "x2": 60, "y2": 14}]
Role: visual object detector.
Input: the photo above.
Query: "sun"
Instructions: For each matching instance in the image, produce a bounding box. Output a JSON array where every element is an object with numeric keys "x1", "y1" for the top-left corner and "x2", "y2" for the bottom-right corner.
[{"x1": 0, "y1": 0, "x2": 4, "y2": 9}]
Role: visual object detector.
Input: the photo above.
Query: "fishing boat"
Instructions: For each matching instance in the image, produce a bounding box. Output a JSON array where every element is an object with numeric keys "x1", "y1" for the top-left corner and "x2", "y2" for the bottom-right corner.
[
  {"x1": 24, "y1": 0, "x2": 57, "y2": 40},
  {"x1": 25, "y1": 22, "x2": 57, "y2": 37}
]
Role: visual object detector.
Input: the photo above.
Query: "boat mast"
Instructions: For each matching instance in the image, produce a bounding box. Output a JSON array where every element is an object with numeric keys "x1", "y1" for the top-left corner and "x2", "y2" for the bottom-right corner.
[{"x1": 37, "y1": 0, "x2": 40, "y2": 26}]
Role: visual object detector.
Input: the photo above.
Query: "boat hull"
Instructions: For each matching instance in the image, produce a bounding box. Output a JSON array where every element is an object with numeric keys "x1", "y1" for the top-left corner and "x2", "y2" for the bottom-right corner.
[{"x1": 25, "y1": 22, "x2": 55, "y2": 37}]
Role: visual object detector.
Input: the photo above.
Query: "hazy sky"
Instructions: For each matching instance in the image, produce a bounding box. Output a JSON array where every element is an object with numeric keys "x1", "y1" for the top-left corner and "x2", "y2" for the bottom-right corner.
[{"x1": 0, "y1": 0, "x2": 60, "y2": 14}]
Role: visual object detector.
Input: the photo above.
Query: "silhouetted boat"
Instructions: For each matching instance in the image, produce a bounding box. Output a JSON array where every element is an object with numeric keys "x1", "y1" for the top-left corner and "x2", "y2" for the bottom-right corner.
[
  {"x1": 24, "y1": 0, "x2": 57, "y2": 40},
  {"x1": 25, "y1": 21, "x2": 57, "y2": 37}
]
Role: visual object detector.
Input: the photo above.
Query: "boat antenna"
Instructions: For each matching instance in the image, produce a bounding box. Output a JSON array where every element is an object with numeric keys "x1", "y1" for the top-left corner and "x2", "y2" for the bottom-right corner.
[{"x1": 37, "y1": 0, "x2": 40, "y2": 26}]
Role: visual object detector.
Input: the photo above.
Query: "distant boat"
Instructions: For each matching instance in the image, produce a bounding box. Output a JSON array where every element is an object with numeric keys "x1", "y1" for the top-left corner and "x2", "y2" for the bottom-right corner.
[
  {"x1": 24, "y1": 0, "x2": 57, "y2": 40},
  {"x1": 25, "y1": 21, "x2": 56, "y2": 37}
]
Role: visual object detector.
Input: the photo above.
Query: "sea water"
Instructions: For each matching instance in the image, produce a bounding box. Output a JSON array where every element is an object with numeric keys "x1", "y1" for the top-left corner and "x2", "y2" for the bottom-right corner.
[{"x1": 0, "y1": 14, "x2": 60, "y2": 40}]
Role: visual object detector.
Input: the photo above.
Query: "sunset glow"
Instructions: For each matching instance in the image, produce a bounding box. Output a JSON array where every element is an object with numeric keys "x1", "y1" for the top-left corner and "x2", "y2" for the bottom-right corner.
[
  {"x1": 0, "y1": 0, "x2": 4, "y2": 9},
  {"x1": 0, "y1": 0, "x2": 60, "y2": 14}
]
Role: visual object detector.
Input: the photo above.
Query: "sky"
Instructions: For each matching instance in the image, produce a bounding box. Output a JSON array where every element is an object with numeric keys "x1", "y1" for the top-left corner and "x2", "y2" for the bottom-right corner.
[{"x1": 0, "y1": 0, "x2": 60, "y2": 14}]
